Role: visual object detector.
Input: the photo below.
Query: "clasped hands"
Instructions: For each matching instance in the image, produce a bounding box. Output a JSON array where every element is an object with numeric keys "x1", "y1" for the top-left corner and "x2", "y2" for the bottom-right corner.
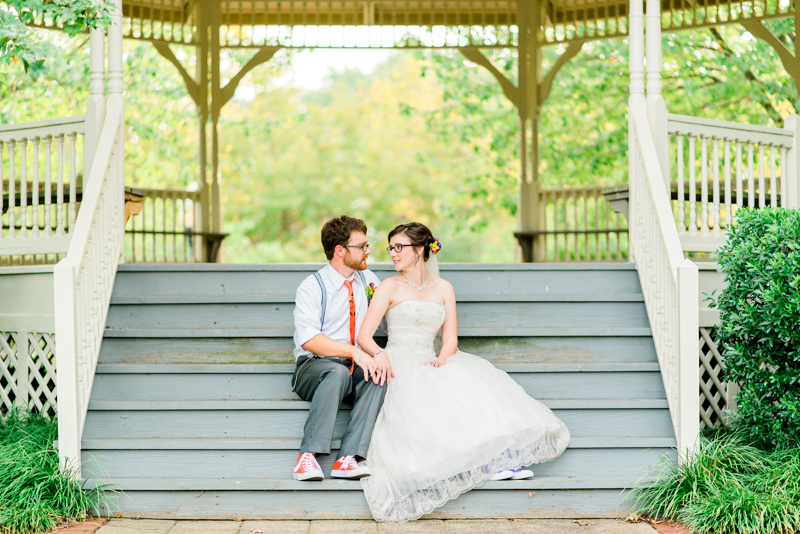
[{"x1": 352, "y1": 347, "x2": 394, "y2": 386}]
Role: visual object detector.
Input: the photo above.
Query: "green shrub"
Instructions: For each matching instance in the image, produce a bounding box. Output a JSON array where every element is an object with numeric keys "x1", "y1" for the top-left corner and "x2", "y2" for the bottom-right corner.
[
  {"x1": 631, "y1": 432, "x2": 800, "y2": 534},
  {"x1": 0, "y1": 408, "x2": 104, "y2": 534},
  {"x1": 713, "y1": 207, "x2": 800, "y2": 450}
]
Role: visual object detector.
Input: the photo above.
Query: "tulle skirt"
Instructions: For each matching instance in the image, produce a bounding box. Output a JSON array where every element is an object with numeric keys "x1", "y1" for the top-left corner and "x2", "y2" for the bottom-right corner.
[{"x1": 360, "y1": 349, "x2": 571, "y2": 522}]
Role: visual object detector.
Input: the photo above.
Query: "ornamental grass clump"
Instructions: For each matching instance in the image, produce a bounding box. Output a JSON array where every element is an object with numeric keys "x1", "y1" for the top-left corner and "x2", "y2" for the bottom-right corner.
[
  {"x1": 630, "y1": 432, "x2": 800, "y2": 534},
  {"x1": 713, "y1": 207, "x2": 800, "y2": 450},
  {"x1": 0, "y1": 408, "x2": 102, "y2": 534}
]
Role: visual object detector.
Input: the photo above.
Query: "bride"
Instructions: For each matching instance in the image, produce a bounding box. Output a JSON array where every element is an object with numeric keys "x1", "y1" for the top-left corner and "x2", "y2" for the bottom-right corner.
[{"x1": 356, "y1": 222, "x2": 571, "y2": 523}]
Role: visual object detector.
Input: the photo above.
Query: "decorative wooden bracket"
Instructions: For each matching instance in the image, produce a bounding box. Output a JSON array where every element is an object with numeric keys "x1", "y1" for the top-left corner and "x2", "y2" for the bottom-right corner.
[
  {"x1": 220, "y1": 47, "x2": 280, "y2": 107},
  {"x1": 152, "y1": 42, "x2": 200, "y2": 107},
  {"x1": 458, "y1": 40, "x2": 586, "y2": 110},
  {"x1": 152, "y1": 43, "x2": 281, "y2": 111},
  {"x1": 458, "y1": 48, "x2": 518, "y2": 106},
  {"x1": 741, "y1": 20, "x2": 799, "y2": 87},
  {"x1": 538, "y1": 40, "x2": 586, "y2": 105}
]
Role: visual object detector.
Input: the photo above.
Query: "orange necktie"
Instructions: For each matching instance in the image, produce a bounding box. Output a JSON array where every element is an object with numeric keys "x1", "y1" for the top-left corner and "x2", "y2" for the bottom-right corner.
[{"x1": 343, "y1": 279, "x2": 356, "y2": 375}]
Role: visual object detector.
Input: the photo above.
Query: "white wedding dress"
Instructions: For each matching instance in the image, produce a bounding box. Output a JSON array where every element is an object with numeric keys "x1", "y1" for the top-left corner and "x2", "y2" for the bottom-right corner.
[{"x1": 361, "y1": 300, "x2": 571, "y2": 522}]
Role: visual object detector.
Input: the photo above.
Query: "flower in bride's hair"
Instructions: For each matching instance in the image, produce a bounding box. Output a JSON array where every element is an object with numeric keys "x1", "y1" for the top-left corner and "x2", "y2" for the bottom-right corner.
[
  {"x1": 429, "y1": 238, "x2": 442, "y2": 254},
  {"x1": 366, "y1": 283, "x2": 377, "y2": 303}
]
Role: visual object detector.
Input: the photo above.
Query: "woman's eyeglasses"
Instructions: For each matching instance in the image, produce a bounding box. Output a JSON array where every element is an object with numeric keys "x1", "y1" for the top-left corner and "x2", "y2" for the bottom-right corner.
[{"x1": 386, "y1": 244, "x2": 415, "y2": 254}]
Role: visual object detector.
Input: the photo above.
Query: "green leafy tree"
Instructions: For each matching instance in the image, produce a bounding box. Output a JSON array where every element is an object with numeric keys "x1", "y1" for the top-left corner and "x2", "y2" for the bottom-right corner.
[{"x1": 0, "y1": 0, "x2": 112, "y2": 74}]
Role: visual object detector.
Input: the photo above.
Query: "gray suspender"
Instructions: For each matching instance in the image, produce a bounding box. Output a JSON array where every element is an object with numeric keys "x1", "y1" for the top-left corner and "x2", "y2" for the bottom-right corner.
[{"x1": 311, "y1": 270, "x2": 367, "y2": 329}]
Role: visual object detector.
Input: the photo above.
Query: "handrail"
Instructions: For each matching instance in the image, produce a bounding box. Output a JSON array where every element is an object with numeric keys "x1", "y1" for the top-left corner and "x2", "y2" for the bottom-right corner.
[
  {"x1": 630, "y1": 99, "x2": 700, "y2": 456},
  {"x1": 54, "y1": 99, "x2": 124, "y2": 471}
]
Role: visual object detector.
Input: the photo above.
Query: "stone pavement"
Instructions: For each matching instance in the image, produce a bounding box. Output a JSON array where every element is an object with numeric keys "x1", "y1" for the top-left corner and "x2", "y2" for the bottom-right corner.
[{"x1": 88, "y1": 519, "x2": 660, "y2": 534}]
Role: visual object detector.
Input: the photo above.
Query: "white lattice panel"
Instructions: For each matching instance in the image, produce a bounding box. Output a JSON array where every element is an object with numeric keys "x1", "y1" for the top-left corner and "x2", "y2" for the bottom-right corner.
[
  {"x1": 699, "y1": 327, "x2": 736, "y2": 429},
  {"x1": 0, "y1": 331, "x2": 57, "y2": 417}
]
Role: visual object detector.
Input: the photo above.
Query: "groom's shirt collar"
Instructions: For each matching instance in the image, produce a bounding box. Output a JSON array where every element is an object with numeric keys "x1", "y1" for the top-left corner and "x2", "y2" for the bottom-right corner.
[{"x1": 322, "y1": 262, "x2": 357, "y2": 289}]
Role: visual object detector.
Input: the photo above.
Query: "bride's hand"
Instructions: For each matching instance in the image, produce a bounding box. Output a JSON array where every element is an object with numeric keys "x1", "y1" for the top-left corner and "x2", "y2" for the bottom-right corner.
[
  {"x1": 427, "y1": 356, "x2": 447, "y2": 368},
  {"x1": 373, "y1": 351, "x2": 394, "y2": 386},
  {"x1": 351, "y1": 347, "x2": 378, "y2": 381}
]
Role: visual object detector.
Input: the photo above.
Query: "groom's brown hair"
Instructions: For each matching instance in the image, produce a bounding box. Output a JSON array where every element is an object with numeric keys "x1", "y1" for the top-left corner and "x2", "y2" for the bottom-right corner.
[{"x1": 321, "y1": 215, "x2": 368, "y2": 260}]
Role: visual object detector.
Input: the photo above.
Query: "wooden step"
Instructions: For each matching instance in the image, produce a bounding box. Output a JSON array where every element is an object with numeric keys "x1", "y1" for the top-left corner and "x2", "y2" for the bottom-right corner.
[
  {"x1": 88, "y1": 364, "x2": 667, "y2": 403},
  {"x1": 103, "y1": 302, "x2": 651, "y2": 337},
  {"x1": 112, "y1": 263, "x2": 642, "y2": 305},
  {"x1": 82, "y1": 406, "x2": 674, "y2": 440},
  {"x1": 97, "y1": 336, "x2": 659, "y2": 365},
  {"x1": 81, "y1": 446, "x2": 674, "y2": 480}
]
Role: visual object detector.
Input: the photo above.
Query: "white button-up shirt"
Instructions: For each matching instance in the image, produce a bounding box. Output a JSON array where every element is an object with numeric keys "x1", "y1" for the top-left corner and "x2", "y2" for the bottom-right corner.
[{"x1": 293, "y1": 263, "x2": 383, "y2": 361}]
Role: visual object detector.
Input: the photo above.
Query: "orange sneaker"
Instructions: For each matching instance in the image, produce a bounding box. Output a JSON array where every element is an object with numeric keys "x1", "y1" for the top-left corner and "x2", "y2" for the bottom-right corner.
[
  {"x1": 330, "y1": 455, "x2": 372, "y2": 479},
  {"x1": 293, "y1": 452, "x2": 324, "y2": 481}
]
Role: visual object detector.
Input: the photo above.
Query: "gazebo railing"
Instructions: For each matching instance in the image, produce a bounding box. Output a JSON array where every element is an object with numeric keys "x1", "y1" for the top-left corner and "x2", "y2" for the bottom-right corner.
[
  {"x1": 0, "y1": 116, "x2": 86, "y2": 259},
  {"x1": 538, "y1": 185, "x2": 628, "y2": 262},
  {"x1": 668, "y1": 114, "x2": 799, "y2": 252},
  {"x1": 125, "y1": 187, "x2": 204, "y2": 263}
]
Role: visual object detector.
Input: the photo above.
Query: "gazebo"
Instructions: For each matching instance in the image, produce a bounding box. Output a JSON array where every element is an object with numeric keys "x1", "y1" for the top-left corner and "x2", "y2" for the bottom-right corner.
[{"x1": 26, "y1": 0, "x2": 798, "y2": 263}]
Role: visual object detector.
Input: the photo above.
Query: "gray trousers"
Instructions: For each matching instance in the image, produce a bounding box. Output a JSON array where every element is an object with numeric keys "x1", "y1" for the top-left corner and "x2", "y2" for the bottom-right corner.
[{"x1": 292, "y1": 356, "x2": 387, "y2": 459}]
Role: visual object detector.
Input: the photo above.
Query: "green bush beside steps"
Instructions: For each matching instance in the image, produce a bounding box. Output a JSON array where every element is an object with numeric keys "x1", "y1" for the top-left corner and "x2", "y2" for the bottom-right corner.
[
  {"x1": 713, "y1": 207, "x2": 800, "y2": 451},
  {"x1": 0, "y1": 408, "x2": 107, "y2": 534}
]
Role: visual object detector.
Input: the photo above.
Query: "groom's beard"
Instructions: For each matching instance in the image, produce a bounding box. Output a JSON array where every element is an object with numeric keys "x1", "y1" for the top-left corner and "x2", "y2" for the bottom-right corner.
[{"x1": 344, "y1": 252, "x2": 367, "y2": 271}]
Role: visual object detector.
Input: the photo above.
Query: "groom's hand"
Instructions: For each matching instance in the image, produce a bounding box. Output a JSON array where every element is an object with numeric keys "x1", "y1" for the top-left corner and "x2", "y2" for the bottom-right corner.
[
  {"x1": 373, "y1": 351, "x2": 394, "y2": 386},
  {"x1": 351, "y1": 347, "x2": 378, "y2": 382}
]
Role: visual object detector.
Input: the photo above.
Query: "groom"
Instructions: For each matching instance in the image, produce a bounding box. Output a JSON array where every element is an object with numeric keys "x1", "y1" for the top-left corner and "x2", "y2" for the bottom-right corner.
[{"x1": 291, "y1": 215, "x2": 392, "y2": 481}]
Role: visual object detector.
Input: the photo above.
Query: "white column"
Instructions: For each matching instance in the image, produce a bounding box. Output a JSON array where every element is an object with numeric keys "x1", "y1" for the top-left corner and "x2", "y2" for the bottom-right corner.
[
  {"x1": 629, "y1": 0, "x2": 645, "y2": 106},
  {"x1": 784, "y1": 114, "x2": 800, "y2": 208},
  {"x1": 645, "y1": 0, "x2": 669, "y2": 192},
  {"x1": 83, "y1": 27, "x2": 106, "y2": 192},
  {"x1": 108, "y1": 0, "x2": 125, "y2": 250}
]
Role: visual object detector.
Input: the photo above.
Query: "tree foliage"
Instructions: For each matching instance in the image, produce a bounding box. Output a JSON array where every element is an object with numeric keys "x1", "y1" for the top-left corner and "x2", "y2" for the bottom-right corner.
[{"x1": 0, "y1": 0, "x2": 112, "y2": 75}]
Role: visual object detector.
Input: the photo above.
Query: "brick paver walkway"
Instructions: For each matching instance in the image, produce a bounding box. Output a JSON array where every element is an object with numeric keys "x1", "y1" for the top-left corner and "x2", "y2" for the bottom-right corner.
[{"x1": 86, "y1": 519, "x2": 660, "y2": 534}]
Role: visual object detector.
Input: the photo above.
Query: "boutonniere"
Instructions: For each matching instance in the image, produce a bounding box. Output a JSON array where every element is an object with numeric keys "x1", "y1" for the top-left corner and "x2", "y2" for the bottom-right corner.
[{"x1": 366, "y1": 283, "x2": 377, "y2": 304}]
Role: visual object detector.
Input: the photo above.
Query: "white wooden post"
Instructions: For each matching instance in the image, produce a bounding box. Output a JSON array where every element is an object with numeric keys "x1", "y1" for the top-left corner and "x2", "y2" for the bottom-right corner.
[
  {"x1": 645, "y1": 0, "x2": 669, "y2": 192},
  {"x1": 54, "y1": 262, "x2": 81, "y2": 472},
  {"x1": 83, "y1": 27, "x2": 106, "y2": 191},
  {"x1": 784, "y1": 114, "x2": 800, "y2": 208},
  {"x1": 678, "y1": 258, "x2": 700, "y2": 458},
  {"x1": 108, "y1": 0, "x2": 125, "y2": 251},
  {"x1": 629, "y1": 0, "x2": 645, "y2": 108}
]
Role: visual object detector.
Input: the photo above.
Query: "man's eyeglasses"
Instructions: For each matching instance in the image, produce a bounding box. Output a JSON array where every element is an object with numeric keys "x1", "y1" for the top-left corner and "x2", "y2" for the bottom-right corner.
[
  {"x1": 344, "y1": 243, "x2": 371, "y2": 252},
  {"x1": 386, "y1": 244, "x2": 415, "y2": 254}
]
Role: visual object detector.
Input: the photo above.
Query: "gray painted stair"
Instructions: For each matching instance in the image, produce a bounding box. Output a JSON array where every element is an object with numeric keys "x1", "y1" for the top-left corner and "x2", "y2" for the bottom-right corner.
[{"x1": 84, "y1": 263, "x2": 675, "y2": 519}]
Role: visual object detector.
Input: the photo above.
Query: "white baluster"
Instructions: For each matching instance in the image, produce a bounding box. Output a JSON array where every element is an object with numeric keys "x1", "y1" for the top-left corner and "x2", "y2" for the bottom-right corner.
[
  {"x1": 9, "y1": 140, "x2": 17, "y2": 239},
  {"x1": 724, "y1": 139, "x2": 731, "y2": 230},
  {"x1": 736, "y1": 140, "x2": 743, "y2": 211},
  {"x1": 781, "y1": 146, "x2": 788, "y2": 207},
  {"x1": 747, "y1": 142, "x2": 755, "y2": 208},
  {"x1": 676, "y1": 133, "x2": 685, "y2": 234},
  {"x1": 712, "y1": 137, "x2": 720, "y2": 236},
  {"x1": 688, "y1": 135, "x2": 697, "y2": 235},
  {"x1": 20, "y1": 139, "x2": 27, "y2": 238},
  {"x1": 32, "y1": 137, "x2": 39, "y2": 237},
  {"x1": 44, "y1": 137, "x2": 52, "y2": 237},
  {"x1": 69, "y1": 134, "x2": 77, "y2": 231},
  {"x1": 56, "y1": 135, "x2": 65, "y2": 236},
  {"x1": 700, "y1": 136, "x2": 709, "y2": 236},
  {"x1": 770, "y1": 145, "x2": 777, "y2": 207},
  {"x1": 758, "y1": 143, "x2": 765, "y2": 208}
]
